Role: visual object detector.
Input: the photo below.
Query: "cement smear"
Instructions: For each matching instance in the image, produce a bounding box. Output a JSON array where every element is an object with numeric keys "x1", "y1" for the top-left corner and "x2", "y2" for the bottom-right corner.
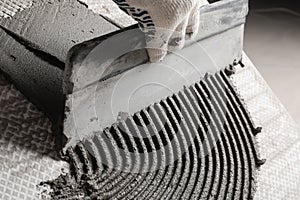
[{"x1": 42, "y1": 67, "x2": 265, "y2": 199}]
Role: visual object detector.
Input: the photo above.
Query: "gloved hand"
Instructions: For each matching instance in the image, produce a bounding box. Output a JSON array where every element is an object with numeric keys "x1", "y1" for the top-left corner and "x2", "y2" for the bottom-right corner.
[{"x1": 112, "y1": 0, "x2": 209, "y2": 62}]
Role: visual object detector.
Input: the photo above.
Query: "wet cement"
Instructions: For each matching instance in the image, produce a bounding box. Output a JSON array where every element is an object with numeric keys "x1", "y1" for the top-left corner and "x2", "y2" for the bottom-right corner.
[{"x1": 42, "y1": 66, "x2": 265, "y2": 199}]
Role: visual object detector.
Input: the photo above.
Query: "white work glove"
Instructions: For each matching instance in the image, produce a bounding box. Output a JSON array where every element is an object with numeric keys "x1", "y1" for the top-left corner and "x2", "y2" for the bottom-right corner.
[{"x1": 112, "y1": 0, "x2": 209, "y2": 62}]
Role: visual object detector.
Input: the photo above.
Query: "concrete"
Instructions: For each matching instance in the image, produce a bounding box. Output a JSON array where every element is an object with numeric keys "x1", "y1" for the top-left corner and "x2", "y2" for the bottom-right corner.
[{"x1": 0, "y1": 0, "x2": 118, "y2": 119}]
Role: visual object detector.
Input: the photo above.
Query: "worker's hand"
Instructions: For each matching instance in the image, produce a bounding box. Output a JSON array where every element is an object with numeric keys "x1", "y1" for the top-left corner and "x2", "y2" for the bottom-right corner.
[{"x1": 112, "y1": 0, "x2": 209, "y2": 62}]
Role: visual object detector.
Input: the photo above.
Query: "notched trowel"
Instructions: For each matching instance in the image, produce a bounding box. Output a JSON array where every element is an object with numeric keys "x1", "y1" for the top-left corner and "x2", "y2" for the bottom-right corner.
[{"x1": 62, "y1": 0, "x2": 249, "y2": 149}]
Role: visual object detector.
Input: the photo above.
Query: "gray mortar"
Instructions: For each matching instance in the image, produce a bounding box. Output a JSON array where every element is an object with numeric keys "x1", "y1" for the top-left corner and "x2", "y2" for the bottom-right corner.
[
  {"x1": 0, "y1": 0, "x2": 118, "y2": 119},
  {"x1": 41, "y1": 67, "x2": 265, "y2": 199}
]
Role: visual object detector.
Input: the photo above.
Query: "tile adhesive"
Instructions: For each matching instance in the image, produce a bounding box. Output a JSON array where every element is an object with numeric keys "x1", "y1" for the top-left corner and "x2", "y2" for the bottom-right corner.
[{"x1": 42, "y1": 67, "x2": 265, "y2": 199}]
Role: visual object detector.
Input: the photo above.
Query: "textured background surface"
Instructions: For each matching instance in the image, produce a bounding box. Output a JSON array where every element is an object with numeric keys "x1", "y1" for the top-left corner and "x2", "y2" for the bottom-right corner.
[
  {"x1": 0, "y1": 72, "x2": 68, "y2": 200},
  {"x1": 234, "y1": 55, "x2": 300, "y2": 199}
]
